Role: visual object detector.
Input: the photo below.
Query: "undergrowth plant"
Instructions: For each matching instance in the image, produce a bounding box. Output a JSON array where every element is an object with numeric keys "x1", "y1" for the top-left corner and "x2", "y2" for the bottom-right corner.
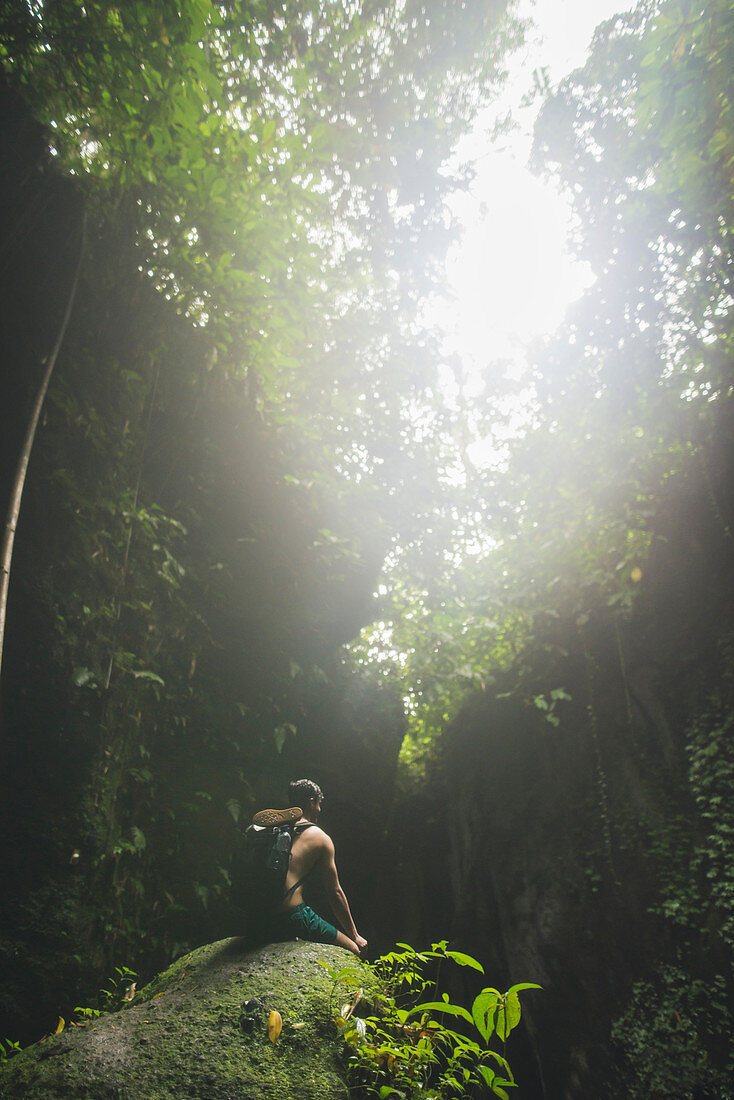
[
  {"x1": 0, "y1": 964, "x2": 138, "y2": 1064},
  {"x1": 72, "y1": 965, "x2": 138, "y2": 1024},
  {"x1": 0, "y1": 1038, "x2": 22, "y2": 1064},
  {"x1": 322, "y1": 941, "x2": 540, "y2": 1099}
]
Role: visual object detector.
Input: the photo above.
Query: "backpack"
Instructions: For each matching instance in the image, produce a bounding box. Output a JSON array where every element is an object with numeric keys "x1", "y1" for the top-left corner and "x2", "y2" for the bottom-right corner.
[
  {"x1": 246, "y1": 821, "x2": 295, "y2": 878},
  {"x1": 238, "y1": 820, "x2": 313, "y2": 917}
]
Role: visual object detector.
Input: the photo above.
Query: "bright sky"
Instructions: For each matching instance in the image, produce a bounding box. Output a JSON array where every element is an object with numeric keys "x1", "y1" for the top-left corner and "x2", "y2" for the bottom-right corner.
[{"x1": 437, "y1": 0, "x2": 631, "y2": 383}]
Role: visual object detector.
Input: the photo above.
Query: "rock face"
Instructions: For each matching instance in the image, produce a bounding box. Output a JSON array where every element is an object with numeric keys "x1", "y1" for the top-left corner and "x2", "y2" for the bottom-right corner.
[
  {"x1": 0, "y1": 938, "x2": 369, "y2": 1099},
  {"x1": 436, "y1": 474, "x2": 734, "y2": 1098}
]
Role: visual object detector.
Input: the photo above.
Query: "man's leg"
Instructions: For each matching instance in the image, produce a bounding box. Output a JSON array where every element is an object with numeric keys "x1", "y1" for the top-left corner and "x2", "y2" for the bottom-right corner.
[{"x1": 285, "y1": 903, "x2": 362, "y2": 954}]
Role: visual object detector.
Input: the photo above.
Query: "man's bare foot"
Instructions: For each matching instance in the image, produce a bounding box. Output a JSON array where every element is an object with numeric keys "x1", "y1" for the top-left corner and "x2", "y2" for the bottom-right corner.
[{"x1": 335, "y1": 930, "x2": 362, "y2": 955}]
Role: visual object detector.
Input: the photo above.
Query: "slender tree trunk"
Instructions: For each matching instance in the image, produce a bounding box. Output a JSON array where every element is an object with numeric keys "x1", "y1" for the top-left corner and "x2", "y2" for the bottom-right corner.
[{"x1": 0, "y1": 208, "x2": 87, "y2": 688}]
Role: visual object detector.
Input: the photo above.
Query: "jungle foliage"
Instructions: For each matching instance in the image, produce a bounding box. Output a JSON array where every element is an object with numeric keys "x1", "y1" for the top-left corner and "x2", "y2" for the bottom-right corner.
[
  {"x1": 324, "y1": 941, "x2": 539, "y2": 1099},
  {"x1": 0, "y1": 0, "x2": 520, "y2": 1040},
  {"x1": 347, "y1": 0, "x2": 734, "y2": 1092},
  {"x1": 1, "y1": 0, "x2": 521, "y2": 492},
  {"x1": 359, "y1": 0, "x2": 734, "y2": 763}
]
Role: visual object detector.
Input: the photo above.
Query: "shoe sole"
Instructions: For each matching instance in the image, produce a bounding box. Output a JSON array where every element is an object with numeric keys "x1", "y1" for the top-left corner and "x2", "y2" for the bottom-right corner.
[{"x1": 252, "y1": 806, "x2": 302, "y2": 827}]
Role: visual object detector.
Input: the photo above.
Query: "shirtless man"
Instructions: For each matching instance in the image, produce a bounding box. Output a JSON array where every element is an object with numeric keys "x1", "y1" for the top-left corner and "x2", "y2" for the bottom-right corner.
[{"x1": 254, "y1": 778, "x2": 368, "y2": 956}]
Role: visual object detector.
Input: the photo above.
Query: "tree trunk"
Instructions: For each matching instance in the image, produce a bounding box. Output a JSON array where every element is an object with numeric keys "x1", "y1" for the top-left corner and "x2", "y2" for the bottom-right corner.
[{"x1": 0, "y1": 208, "x2": 87, "y2": 689}]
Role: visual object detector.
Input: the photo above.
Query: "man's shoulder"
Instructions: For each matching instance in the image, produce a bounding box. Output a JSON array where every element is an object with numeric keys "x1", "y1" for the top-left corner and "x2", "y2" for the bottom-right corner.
[{"x1": 301, "y1": 823, "x2": 332, "y2": 847}]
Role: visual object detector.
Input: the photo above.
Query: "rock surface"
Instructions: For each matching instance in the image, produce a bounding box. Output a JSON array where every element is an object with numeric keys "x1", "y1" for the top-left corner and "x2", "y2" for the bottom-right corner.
[{"x1": 0, "y1": 938, "x2": 370, "y2": 1099}]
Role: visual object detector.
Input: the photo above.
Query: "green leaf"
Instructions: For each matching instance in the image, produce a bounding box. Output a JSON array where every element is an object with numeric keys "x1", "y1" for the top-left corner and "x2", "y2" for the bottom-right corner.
[
  {"x1": 71, "y1": 667, "x2": 96, "y2": 687},
  {"x1": 495, "y1": 992, "x2": 521, "y2": 1042},
  {"x1": 273, "y1": 723, "x2": 296, "y2": 753},
  {"x1": 478, "y1": 1065, "x2": 496, "y2": 1087},
  {"x1": 484, "y1": 1050, "x2": 514, "y2": 1075},
  {"x1": 444, "y1": 950, "x2": 485, "y2": 973},
  {"x1": 407, "y1": 1001, "x2": 474, "y2": 1024},
  {"x1": 131, "y1": 669, "x2": 165, "y2": 685},
  {"x1": 549, "y1": 688, "x2": 571, "y2": 702},
  {"x1": 430, "y1": 939, "x2": 449, "y2": 952},
  {"x1": 493, "y1": 1078, "x2": 517, "y2": 1091},
  {"x1": 310, "y1": 121, "x2": 330, "y2": 152},
  {"x1": 472, "y1": 989, "x2": 500, "y2": 1041}
]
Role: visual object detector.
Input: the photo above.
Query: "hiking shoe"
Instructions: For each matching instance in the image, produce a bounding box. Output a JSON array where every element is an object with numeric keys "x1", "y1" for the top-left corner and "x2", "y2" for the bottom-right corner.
[{"x1": 252, "y1": 806, "x2": 302, "y2": 827}]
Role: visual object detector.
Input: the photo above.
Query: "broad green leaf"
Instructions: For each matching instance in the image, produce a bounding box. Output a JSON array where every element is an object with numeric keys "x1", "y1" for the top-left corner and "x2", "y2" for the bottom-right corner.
[
  {"x1": 478, "y1": 1065, "x2": 496, "y2": 1087},
  {"x1": 472, "y1": 989, "x2": 501, "y2": 1041},
  {"x1": 444, "y1": 950, "x2": 485, "y2": 973},
  {"x1": 495, "y1": 992, "x2": 521, "y2": 1042},
  {"x1": 407, "y1": 1001, "x2": 474, "y2": 1025}
]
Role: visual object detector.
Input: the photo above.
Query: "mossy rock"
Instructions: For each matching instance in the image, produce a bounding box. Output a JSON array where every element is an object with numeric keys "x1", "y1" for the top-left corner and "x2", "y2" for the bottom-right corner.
[{"x1": 0, "y1": 938, "x2": 374, "y2": 1099}]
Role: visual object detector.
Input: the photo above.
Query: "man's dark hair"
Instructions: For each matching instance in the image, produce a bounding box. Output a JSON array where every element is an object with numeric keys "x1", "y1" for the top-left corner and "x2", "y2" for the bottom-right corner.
[{"x1": 289, "y1": 778, "x2": 323, "y2": 807}]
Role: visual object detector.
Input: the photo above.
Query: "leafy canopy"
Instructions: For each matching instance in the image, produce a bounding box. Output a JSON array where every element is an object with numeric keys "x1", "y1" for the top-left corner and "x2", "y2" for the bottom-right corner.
[{"x1": 353, "y1": 0, "x2": 734, "y2": 761}]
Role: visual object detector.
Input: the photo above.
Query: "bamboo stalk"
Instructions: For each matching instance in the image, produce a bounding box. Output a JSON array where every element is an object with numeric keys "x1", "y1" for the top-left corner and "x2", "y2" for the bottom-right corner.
[{"x1": 0, "y1": 208, "x2": 87, "y2": 689}]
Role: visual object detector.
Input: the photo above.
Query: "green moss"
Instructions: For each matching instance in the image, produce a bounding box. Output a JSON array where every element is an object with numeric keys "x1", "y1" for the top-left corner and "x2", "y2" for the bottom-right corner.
[{"x1": 0, "y1": 939, "x2": 372, "y2": 1099}]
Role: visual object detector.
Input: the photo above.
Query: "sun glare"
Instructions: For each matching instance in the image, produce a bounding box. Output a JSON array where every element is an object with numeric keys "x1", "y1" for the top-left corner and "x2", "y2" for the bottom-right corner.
[
  {"x1": 445, "y1": 158, "x2": 593, "y2": 355},
  {"x1": 354, "y1": 1, "x2": 630, "y2": 667},
  {"x1": 425, "y1": 0, "x2": 629, "y2": 456}
]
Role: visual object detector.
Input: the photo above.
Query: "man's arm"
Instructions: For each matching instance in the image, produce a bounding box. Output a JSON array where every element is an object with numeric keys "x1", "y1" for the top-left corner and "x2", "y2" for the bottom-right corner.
[{"x1": 319, "y1": 833, "x2": 368, "y2": 951}]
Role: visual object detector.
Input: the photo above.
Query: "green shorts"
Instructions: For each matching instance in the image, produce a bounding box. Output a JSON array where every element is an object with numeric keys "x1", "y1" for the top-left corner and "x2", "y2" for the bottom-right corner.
[{"x1": 274, "y1": 902, "x2": 338, "y2": 946}]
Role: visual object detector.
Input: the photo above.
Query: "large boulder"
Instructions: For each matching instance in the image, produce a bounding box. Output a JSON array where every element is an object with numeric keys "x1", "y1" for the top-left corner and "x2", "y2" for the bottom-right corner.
[{"x1": 0, "y1": 938, "x2": 371, "y2": 1099}]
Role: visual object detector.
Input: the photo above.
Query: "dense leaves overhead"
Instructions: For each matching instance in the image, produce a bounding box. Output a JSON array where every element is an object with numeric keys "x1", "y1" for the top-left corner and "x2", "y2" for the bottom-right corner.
[
  {"x1": 1, "y1": 0, "x2": 521, "y2": 506},
  {"x1": 362, "y1": 0, "x2": 734, "y2": 755},
  {"x1": 0, "y1": 0, "x2": 521, "y2": 1035}
]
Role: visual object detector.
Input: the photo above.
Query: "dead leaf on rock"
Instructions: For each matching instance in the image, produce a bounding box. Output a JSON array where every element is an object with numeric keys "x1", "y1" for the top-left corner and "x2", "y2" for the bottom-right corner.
[
  {"x1": 123, "y1": 982, "x2": 137, "y2": 1002},
  {"x1": 267, "y1": 1009, "x2": 282, "y2": 1044},
  {"x1": 55, "y1": 1017, "x2": 65, "y2": 1035},
  {"x1": 340, "y1": 988, "x2": 362, "y2": 1022}
]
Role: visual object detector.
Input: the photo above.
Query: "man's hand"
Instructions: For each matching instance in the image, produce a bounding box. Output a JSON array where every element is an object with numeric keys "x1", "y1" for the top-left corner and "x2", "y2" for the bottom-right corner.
[{"x1": 355, "y1": 933, "x2": 368, "y2": 954}]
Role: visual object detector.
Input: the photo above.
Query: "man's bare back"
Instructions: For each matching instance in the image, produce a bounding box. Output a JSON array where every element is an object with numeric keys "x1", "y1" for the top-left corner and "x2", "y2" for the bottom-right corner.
[
  {"x1": 280, "y1": 823, "x2": 327, "y2": 909},
  {"x1": 277, "y1": 781, "x2": 367, "y2": 957}
]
